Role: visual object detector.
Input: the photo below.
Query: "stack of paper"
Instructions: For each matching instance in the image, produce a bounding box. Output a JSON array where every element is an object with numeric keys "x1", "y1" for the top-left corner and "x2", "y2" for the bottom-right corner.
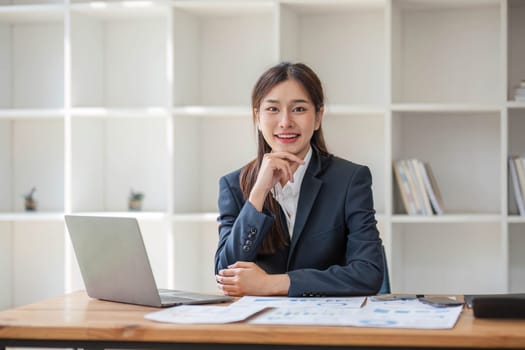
[
  {"x1": 145, "y1": 304, "x2": 268, "y2": 324},
  {"x1": 144, "y1": 296, "x2": 463, "y2": 330}
]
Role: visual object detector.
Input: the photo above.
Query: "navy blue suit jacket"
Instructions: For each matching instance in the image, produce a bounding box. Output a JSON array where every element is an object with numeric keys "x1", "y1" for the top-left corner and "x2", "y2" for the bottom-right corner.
[{"x1": 215, "y1": 148, "x2": 384, "y2": 297}]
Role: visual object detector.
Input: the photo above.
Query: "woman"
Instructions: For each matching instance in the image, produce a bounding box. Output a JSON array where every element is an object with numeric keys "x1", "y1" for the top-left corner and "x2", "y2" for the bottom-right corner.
[{"x1": 215, "y1": 62, "x2": 383, "y2": 297}]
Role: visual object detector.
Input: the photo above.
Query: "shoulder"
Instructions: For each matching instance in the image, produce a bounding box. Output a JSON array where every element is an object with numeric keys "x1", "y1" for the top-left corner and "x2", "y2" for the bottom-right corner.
[
  {"x1": 323, "y1": 155, "x2": 371, "y2": 180},
  {"x1": 218, "y1": 168, "x2": 245, "y2": 209},
  {"x1": 221, "y1": 168, "x2": 242, "y2": 186},
  {"x1": 219, "y1": 167, "x2": 243, "y2": 194},
  {"x1": 219, "y1": 167, "x2": 245, "y2": 201}
]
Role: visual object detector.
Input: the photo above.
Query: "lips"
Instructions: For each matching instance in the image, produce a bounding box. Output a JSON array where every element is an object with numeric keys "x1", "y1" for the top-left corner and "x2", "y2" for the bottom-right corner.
[{"x1": 275, "y1": 133, "x2": 300, "y2": 143}]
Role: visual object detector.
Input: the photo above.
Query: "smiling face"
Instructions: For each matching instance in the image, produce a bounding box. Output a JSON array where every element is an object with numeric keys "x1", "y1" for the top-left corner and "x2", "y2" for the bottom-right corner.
[{"x1": 255, "y1": 79, "x2": 323, "y2": 159}]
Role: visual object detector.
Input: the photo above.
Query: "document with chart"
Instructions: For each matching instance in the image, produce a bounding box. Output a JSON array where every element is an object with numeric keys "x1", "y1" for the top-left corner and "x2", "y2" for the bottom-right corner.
[
  {"x1": 233, "y1": 296, "x2": 367, "y2": 309},
  {"x1": 243, "y1": 297, "x2": 462, "y2": 329}
]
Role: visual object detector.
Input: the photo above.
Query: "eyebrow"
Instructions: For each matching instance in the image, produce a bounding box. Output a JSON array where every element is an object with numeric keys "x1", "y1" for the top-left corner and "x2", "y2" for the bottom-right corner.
[{"x1": 263, "y1": 99, "x2": 310, "y2": 104}]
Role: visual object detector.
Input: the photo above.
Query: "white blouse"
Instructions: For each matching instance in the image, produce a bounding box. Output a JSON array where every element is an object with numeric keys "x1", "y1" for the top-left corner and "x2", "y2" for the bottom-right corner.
[{"x1": 271, "y1": 147, "x2": 312, "y2": 237}]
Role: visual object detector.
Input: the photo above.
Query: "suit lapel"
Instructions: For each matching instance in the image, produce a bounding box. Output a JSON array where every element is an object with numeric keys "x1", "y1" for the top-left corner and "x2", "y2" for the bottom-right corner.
[{"x1": 287, "y1": 148, "x2": 325, "y2": 268}]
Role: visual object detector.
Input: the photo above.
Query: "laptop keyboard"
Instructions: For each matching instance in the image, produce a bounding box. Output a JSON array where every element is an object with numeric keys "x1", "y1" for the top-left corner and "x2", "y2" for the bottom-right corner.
[
  {"x1": 160, "y1": 295, "x2": 196, "y2": 303},
  {"x1": 159, "y1": 290, "x2": 202, "y2": 304},
  {"x1": 157, "y1": 288, "x2": 233, "y2": 306}
]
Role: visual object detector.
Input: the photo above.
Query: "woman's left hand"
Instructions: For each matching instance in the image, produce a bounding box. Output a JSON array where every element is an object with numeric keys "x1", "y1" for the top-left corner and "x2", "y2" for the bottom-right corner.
[{"x1": 216, "y1": 261, "x2": 290, "y2": 296}]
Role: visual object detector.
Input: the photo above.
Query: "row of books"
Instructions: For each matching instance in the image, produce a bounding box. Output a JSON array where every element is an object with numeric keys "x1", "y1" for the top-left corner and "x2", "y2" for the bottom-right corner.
[
  {"x1": 393, "y1": 159, "x2": 445, "y2": 215},
  {"x1": 512, "y1": 80, "x2": 525, "y2": 102},
  {"x1": 509, "y1": 156, "x2": 525, "y2": 216}
]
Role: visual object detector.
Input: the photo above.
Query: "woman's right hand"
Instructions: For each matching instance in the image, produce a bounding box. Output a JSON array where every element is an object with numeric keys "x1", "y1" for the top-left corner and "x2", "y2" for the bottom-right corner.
[{"x1": 248, "y1": 152, "x2": 304, "y2": 211}]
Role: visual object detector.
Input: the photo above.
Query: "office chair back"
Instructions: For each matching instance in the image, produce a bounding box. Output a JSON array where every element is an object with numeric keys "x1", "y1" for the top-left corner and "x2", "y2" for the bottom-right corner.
[{"x1": 378, "y1": 245, "x2": 391, "y2": 294}]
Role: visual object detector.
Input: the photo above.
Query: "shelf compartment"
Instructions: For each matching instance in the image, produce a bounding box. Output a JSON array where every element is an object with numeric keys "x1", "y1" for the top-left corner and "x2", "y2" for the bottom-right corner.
[
  {"x1": 323, "y1": 112, "x2": 386, "y2": 213},
  {"x1": 508, "y1": 0, "x2": 525, "y2": 102},
  {"x1": 172, "y1": 2, "x2": 275, "y2": 106},
  {"x1": 70, "y1": 6, "x2": 169, "y2": 108},
  {"x1": 391, "y1": 111, "x2": 501, "y2": 214},
  {"x1": 172, "y1": 114, "x2": 255, "y2": 213},
  {"x1": 392, "y1": 0, "x2": 501, "y2": 104},
  {"x1": 0, "y1": 7, "x2": 63, "y2": 109},
  {"x1": 70, "y1": 117, "x2": 169, "y2": 212},
  {"x1": 391, "y1": 222, "x2": 505, "y2": 294},
  {"x1": 0, "y1": 119, "x2": 64, "y2": 213},
  {"x1": 279, "y1": 0, "x2": 385, "y2": 105}
]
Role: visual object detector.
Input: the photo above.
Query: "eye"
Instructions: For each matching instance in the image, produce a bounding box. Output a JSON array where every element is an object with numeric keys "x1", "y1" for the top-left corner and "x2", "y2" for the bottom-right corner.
[
  {"x1": 293, "y1": 106, "x2": 307, "y2": 113},
  {"x1": 265, "y1": 106, "x2": 279, "y2": 113}
]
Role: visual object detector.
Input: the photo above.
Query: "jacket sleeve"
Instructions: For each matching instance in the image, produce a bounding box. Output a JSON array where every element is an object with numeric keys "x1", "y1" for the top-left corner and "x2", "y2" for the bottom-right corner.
[
  {"x1": 287, "y1": 166, "x2": 384, "y2": 296},
  {"x1": 214, "y1": 175, "x2": 275, "y2": 273}
]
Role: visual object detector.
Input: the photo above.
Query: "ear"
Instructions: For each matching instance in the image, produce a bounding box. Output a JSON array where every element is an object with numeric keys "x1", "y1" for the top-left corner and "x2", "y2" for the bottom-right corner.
[{"x1": 314, "y1": 106, "x2": 324, "y2": 130}]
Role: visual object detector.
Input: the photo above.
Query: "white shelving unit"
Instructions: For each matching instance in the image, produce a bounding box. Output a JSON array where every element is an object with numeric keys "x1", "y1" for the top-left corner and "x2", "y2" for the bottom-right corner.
[{"x1": 1, "y1": 0, "x2": 525, "y2": 310}]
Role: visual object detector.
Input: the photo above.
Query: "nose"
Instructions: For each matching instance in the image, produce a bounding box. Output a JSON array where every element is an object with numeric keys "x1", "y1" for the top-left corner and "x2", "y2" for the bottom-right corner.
[{"x1": 279, "y1": 110, "x2": 293, "y2": 128}]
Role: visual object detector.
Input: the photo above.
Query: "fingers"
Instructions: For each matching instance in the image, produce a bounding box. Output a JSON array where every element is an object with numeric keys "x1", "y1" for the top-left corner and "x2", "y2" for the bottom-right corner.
[
  {"x1": 261, "y1": 154, "x2": 298, "y2": 183},
  {"x1": 216, "y1": 261, "x2": 256, "y2": 296},
  {"x1": 216, "y1": 272, "x2": 241, "y2": 296},
  {"x1": 216, "y1": 281, "x2": 240, "y2": 296},
  {"x1": 252, "y1": 152, "x2": 306, "y2": 200},
  {"x1": 215, "y1": 274, "x2": 236, "y2": 285},
  {"x1": 263, "y1": 156, "x2": 292, "y2": 182},
  {"x1": 271, "y1": 151, "x2": 305, "y2": 166},
  {"x1": 228, "y1": 261, "x2": 256, "y2": 269}
]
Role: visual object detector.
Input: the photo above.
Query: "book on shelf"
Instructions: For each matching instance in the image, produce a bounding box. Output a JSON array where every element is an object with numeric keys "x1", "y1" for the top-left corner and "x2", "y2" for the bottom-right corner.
[
  {"x1": 410, "y1": 158, "x2": 433, "y2": 215},
  {"x1": 422, "y1": 161, "x2": 445, "y2": 215},
  {"x1": 393, "y1": 160, "x2": 417, "y2": 215},
  {"x1": 393, "y1": 159, "x2": 444, "y2": 216},
  {"x1": 509, "y1": 156, "x2": 525, "y2": 216},
  {"x1": 399, "y1": 159, "x2": 424, "y2": 215}
]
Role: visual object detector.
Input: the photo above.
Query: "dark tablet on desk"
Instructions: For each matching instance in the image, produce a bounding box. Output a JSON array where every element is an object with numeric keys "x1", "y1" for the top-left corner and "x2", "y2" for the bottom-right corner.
[{"x1": 465, "y1": 293, "x2": 525, "y2": 318}]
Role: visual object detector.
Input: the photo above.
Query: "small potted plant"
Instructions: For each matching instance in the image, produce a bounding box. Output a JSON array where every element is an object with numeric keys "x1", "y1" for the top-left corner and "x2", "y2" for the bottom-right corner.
[
  {"x1": 23, "y1": 187, "x2": 37, "y2": 211},
  {"x1": 128, "y1": 189, "x2": 144, "y2": 211}
]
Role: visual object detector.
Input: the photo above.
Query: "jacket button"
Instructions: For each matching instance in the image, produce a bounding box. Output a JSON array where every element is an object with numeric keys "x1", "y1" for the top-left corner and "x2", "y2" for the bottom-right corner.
[
  {"x1": 249, "y1": 227, "x2": 257, "y2": 234},
  {"x1": 242, "y1": 245, "x2": 250, "y2": 252},
  {"x1": 245, "y1": 239, "x2": 252, "y2": 246}
]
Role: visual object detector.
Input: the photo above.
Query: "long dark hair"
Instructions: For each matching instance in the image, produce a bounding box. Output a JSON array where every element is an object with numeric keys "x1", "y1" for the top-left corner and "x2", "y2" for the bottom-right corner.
[{"x1": 240, "y1": 62, "x2": 329, "y2": 254}]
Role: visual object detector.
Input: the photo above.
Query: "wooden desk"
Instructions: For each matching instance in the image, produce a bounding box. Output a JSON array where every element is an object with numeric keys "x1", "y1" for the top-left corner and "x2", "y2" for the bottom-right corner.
[{"x1": 1, "y1": 291, "x2": 525, "y2": 350}]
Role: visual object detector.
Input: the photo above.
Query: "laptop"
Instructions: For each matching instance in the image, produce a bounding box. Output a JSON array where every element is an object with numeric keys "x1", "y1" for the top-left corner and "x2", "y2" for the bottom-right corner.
[{"x1": 64, "y1": 215, "x2": 233, "y2": 308}]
